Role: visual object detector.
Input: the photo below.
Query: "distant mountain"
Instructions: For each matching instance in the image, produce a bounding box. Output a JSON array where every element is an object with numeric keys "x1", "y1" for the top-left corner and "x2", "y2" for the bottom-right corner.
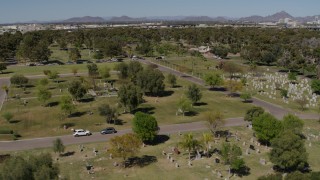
[
  {"x1": 63, "y1": 16, "x2": 105, "y2": 23},
  {"x1": 109, "y1": 16, "x2": 147, "y2": 22},
  {"x1": 239, "y1": 11, "x2": 294, "y2": 23}
]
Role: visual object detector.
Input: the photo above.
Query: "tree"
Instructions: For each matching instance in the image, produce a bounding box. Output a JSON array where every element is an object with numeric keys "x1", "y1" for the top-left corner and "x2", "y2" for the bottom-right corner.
[
  {"x1": 222, "y1": 62, "x2": 243, "y2": 79},
  {"x1": 204, "y1": 72, "x2": 224, "y2": 89},
  {"x1": 280, "y1": 89, "x2": 288, "y2": 98},
  {"x1": 186, "y1": 84, "x2": 202, "y2": 105},
  {"x1": 282, "y1": 114, "x2": 304, "y2": 134},
  {"x1": 38, "y1": 78, "x2": 49, "y2": 86},
  {"x1": 47, "y1": 71, "x2": 59, "y2": 82},
  {"x1": 68, "y1": 80, "x2": 87, "y2": 101},
  {"x1": 53, "y1": 138, "x2": 65, "y2": 156},
  {"x1": 132, "y1": 112, "x2": 159, "y2": 143},
  {"x1": 60, "y1": 95, "x2": 76, "y2": 116},
  {"x1": 205, "y1": 111, "x2": 225, "y2": 134},
  {"x1": 177, "y1": 97, "x2": 192, "y2": 116},
  {"x1": 136, "y1": 68, "x2": 165, "y2": 96},
  {"x1": 202, "y1": 133, "x2": 213, "y2": 157},
  {"x1": 252, "y1": 113, "x2": 283, "y2": 144},
  {"x1": 69, "y1": 48, "x2": 81, "y2": 61},
  {"x1": 211, "y1": 45, "x2": 229, "y2": 59},
  {"x1": 37, "y1": 86, "x2": 52, "y2": 106},
  {"x1": 2, "y1": 112, "x2": 13, "y2": 123},
  {"x1": 128, "y1": 61, "x2": 143, "y2": 80},
  {"x1": 114, "y1": 62, "x2": 128, "y2": 79},
  {"x1": 102, "y1": 41, "x2": 123, "y2": 58},
  {"x1": 240, "y1": 92, "x2": 252, "y2": 102},
  {"x1": 0, "y1": 63, "x2": 7, "y2": 73},
  {"x1": 118, "y1": 83, "x2": 143, "y2": 112},
  {"x1": 93, "y1": 50, "x2": 104, "y2": 60},
  {"x1": 221, "y1": 143, "x2": 247, "y2": 175},
  {"x1": 109, "y1": 133, "x2": 142, "y2": 166},
  {"x1": 87, "y1": 63, "x2": 99, "y2": 78},
  {"x1": 311, "y1": 79, "x2": 320, "y2": 94},
  {"x1": 269, "y1": 131, "x2": 308, "y2": 172},
  {"x1": 167, "y1": 73, "x2": 177, "y2": 88},
  {"x1": 244, "y1": 106, "x2": 265, "y2": 122},
  {"x1": 0, "y1": 156, "x2": 33, "y2": 180},
  {"x1": 99, "y1": 65, "x2": 110, "y2": 80},
  {"x1": 261, "y1": 51, "x2": 276, "y2": 65},
  {"x1": 10, "y1": 74, "x2": 29, "y2": 88},
  {"x1": 179, "y1": 133, "x2": 202, "y2": 160},
  {"x1": 225, "y1": 80, "x2": 243, "y2": 94},
  {"x1": 98, "y1": 104, "x2": 117, "y2": 124},
  {"x1": 288, "y1": 72, "x2": 298, "y2": 81},
  {"x1": 295, "y1": 97, "x2": 308, "y2": 111},
  {"x1": 71, "y1": 67, "x2": 78, "y2": 76}
]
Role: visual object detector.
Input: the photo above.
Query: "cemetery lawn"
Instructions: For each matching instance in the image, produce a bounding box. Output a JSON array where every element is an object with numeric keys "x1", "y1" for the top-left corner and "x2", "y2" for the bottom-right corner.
[
  {"x1": 0, "y1": 77, "x2": 253, "y2": 140},
  {"x1": 2, "y1": 119, "x2": 319, "y2": 180}
]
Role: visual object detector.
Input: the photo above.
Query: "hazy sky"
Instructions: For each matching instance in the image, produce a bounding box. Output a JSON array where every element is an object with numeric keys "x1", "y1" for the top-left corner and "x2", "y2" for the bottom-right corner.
[{"x1": 0, "y1": 0, "x2": 319, "y2": 23}]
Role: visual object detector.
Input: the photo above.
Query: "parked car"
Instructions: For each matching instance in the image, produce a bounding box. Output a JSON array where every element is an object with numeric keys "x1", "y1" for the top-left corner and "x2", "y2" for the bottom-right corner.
[
  {"x1": 100, "y1": 127, "x2": 117, "y2": 134},
  {"x1": 73, "y1": 129, "x2": 92, "y2": 137}
]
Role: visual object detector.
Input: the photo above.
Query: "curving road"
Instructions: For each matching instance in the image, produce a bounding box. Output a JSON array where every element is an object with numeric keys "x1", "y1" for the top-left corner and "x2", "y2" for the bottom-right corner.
[{"x1": 0, "y1": 118, "x2": 244, "y2": 151}]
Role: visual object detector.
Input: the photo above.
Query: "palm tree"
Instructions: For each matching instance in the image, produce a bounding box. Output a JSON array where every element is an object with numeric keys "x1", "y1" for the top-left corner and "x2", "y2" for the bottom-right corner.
[
  {"x1": 202, "y1": 133, "x2": 213, "y2": 157},
  {"x1": 179, "y1": 133, "x2": 202, "y2": 160}
]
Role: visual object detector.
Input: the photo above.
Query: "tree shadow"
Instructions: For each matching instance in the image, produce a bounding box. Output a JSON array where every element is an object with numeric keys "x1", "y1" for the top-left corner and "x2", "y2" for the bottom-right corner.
[
  {"x1": 125, "y1": 155, "x2": 157, "y2": 168},
  {"x1": 46, "y1": 101, "x2": 59, "y2": 107},
  {"x1": 227, "y1": 93, "x2": 240, "y2": 97},
  {"x1": 0, "y1": 71, "x2": 13, "y2": 75},
  {"x1": 24, "y1": 84, "x2": 35, "y2": 88},
  {"x1": 172, "y1": 85, "x2": 182, "y2": 88},
  {"x1": 106, "y1": 119, "x2": 126, "y2": 125},
  {"x1": 147, "y1": 135, "x2": 170, "y2": 146},
  {"x1": 9, "y1": 120, "x2": 21, "y2": 124},
  {"x1": 194, "y1": 102, "x2": 208, "y2": 106},
  {"x1": 79, "y1": 97, "x2": 95, "y2": 103},
  {"x1": 68, "y1": 111, "x2": 87, "y2": 118},
  {"x1": 184, "y1": 110, "x2": 198, "y2": 116},
  {"x1": 242, "y1": 100, "x2": 253, "y2": 103},
  {"x1": 209, "y1": 87, "x2": 227, "y2": 92},
  {"x1": 132, "y1": 107, "x2": 155, "y2": 115},
  {"x1": 232, "y1": 166, "x2": 251, "y2": 177},
  {"x1": 60, "y1": 122, "x2": 75, "y2": 129},
  {"x1": 61, "y1": 151, "x2": 75, "y2": 157},
  {"x1": 0, "y1": 154, "x2": 10, "y2": 163},
  {"x1": 215, "y1": 130, "x2": 232, "y2": 138}
]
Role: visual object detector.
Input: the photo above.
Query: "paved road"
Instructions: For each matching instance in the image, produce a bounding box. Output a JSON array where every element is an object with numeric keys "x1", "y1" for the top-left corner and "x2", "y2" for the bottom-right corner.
[{"x1": 0, "y1": 118, "x2": 244, "y2": 151}]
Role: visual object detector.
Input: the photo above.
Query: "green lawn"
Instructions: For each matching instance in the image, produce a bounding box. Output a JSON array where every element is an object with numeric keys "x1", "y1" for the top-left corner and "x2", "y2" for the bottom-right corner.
[{"x1": 0, "y1": 76, "x2": 253, "y2": 140}]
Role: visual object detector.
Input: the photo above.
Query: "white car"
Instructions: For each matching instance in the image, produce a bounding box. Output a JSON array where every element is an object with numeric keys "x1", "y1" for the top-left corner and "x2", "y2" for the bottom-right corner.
[{"x1": 73, "y1": 129, "x2": 92, "y2": 137}]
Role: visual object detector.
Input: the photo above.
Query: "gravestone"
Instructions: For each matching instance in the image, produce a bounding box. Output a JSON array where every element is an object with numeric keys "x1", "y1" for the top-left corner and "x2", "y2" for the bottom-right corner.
[
  {"x1": 217, "y1": 171, "x2": 222, "y2": 178},
  {"x1": 162, "y1": 150, "x2": 166, "y2": 156},
  {"x1": 109, "y1": 153, "x2": 113, "y2": 159},
  {"x1": 246, "y1": 149, "x2": 250, "y2": 155},
  {"x1": 259, "y1": 158, "x2": 266, "y2": 165},
  {"x1": 175, "y1": 163, "x2": 179, "y2": 168},
  {"x1": 215, "y1": 158, "x2": 220, "y2": 163},
  {"x1": 242, "y1": 141, "x2": 246, "y2": 146},
  {"x1": 188, "y1": 160, "x2": 192, "y2": 167},
  {"x1": 167, "y1": 154, "x2": 170, "y2": 160},
  {"x1": 256, "y1": 149, "x2": 260, "y2": 153}
]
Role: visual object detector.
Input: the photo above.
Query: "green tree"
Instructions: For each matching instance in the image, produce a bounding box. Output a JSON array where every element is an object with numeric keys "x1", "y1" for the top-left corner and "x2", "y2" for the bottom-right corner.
[
  {"x1": 114, "y1": 62, "x2": 128, "y2": 79},
  {"x1": 38, "y1": 78, "x2": 49, "y2": 87},
  {"x1": 0, "y1": 156, "x2": 33, "y2": 180},
  {"x1": 179, "y1": 133, "x2": 202, "y2": 160},
  {"x1": 60, "y1": 95, "x2": 76, "y2": 116},
  {"x1": 205, "y1": 111, "x2": 225, "y2": 134},
  {"x1": 69, "y1": 48, "x2": 81, "y2": 61},
  {"x1": 253, "y1": 113, "x2": 283, "y2": 144},
  {"x1": 109, "y1": 133, "x2": 142, "y2": 165},
  {"x1": 167, "y1": 73, "x2": 177, "y2": 88},
  {"x1": 47, "y1": 71, "x2": 59, "y2": 82},
  {"x1": 132, "y1": 112, "x2": 159, "y2": 143},
  {"x1": 10, "y1": 74, "x2": 29, "y2": 88},
  {"x1": 102, "y1": 41, "x2": 123, "y2": 58},
  {"x1": 2, "y1": 112, "x2": 13, "y2": 123},
  {"x1": 282, "y1": 114, "x2": 304, "y2": 134},
  {"x1": 87, "y1": 63, "x2": 99, "y2": 78},
  {"x1": 240, "y1": 92, "x2": 252, "y2": 102},
  {"x1": 222, "y1": 62, "x2": 243, "y2": 79},
  {"x1": 118, "y1": 83, "x2": 143, "y2": 112},
  {"x1": 93, "y1": 50, "x2": 104, "y2": 60},
  {"x1": 37, "y1": 86, "x2": 52, "y2": 106},
  {"x1": 186, "y1": 84, "x2": 202, "y2": 104},
  {"x1": 99, "y1": 65, "x2": 110, "y2": 80},
  {"x1": 311, "y1": 79, "x2": 320, "y2": 94},
  {"x1": 270, "y1": 131, "x2": 308, "y2": 172},
  {"x1": 244, "y1": 106, "x2": 265, "y2": 122},
  {"x1": 221, "y1": 143, "x2": 247, "y2": 175},
  {"x1": 177, "y1": 97, "x2": 192, "y2": 116},
  {"x1": 128, "y1": 61, "x2": 143, "y2": 80},
  {"x1": 53, "y1": 138, "x2": 65, "y2": 156},
  {"x1": 202, "y1": 133, "x2": 213, "y2": 157},
  {"x1": 284, "y1": 171, "x2": 310, "y2": 180},
  {"x1": 288, "y1": 72, "x2": 298, "y2": 81},
  {"x1": 68, "y1": 80, "x2": 87, "y2": 101},
  {"x1": 71, "y1": 67, "x2": 78, "y2": 76},
  {"x1": 204, "y1": 72, "x2": 224, "y2": 89},
  {"x1": 136, "y1": 68, "x2": 165, "y2": 96},
  {"x1": 0, "y1": 63, "x2": 7, "y2": 73},
  {"x1": 98, "y1": 104, "x2": 117, "y2": 124}
]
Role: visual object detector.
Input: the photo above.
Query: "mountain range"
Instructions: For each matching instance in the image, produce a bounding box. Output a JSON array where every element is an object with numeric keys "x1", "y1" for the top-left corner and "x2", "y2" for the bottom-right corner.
[{"x1": 9, "y1": 11, "x2": 320, "y2": 24}]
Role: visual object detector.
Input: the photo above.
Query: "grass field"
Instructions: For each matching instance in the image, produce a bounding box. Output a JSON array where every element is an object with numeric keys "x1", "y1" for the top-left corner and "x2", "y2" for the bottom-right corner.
[
  {"x1": 2, "y1": 118, "x2": 319, "y2": 180},
  {"x1": 0, "y1": 76, "x2": 253, "y2": 140}
]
